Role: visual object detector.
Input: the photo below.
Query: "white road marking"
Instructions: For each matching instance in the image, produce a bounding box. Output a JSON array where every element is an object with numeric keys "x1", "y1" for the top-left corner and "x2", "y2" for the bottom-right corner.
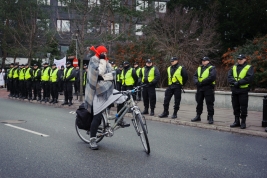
[
  {"x1": 69, "y1": 111, "x2": 76, "y2": 114},
  {"x1": 5, "y1": 124, "x2": 49, "y2": 137}
]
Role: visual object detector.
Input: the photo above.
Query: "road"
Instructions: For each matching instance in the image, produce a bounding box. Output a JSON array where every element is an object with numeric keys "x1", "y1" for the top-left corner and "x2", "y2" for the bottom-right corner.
[{"x1": 0, "y1": 97, "x2": 267, "y2": 178}]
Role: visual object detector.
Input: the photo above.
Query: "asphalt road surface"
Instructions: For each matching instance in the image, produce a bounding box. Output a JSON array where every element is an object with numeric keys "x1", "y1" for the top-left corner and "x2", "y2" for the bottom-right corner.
[{"x1": 0, "y1": 98, "x2": 267, "y2": 178}]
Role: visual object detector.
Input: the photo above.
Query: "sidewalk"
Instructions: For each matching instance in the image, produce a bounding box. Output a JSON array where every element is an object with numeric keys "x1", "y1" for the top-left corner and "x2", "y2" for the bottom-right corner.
[{"x1": 1, "y1": 88, "x2": 266, "y2": 137}]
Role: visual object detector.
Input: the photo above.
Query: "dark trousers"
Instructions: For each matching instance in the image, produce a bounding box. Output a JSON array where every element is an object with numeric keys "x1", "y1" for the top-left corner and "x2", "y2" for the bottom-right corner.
[
  {"x1": 142, "y1": 86, "x2": 156, "y2": 109},
  {"x1": 25, "y1": 80, "x2": 32, "y2": 98},
  {"x1": 12, "y1": 78, "x2": 19, "y2": 96},
  {"x1": 42, "y1": 81, "x2": 50, "y2": 98},
  {"x1": 19, "y1": 80, "x2": 25, "y2": 97},
  {"x1": 135, "y1": 82, "x2": 141, "y2": 99},
  {"x1": 116, "y1": 82, "x2": 122, "y2": 91},
  {"x1": 90, "y1": 112, "x2": 102, "y2": 138},
  {"x1": 231, "y1": 92, "x2": 248, "y2": 118},
  {"x1": 64, "y1": 81, "x2": 74, "y2": 101},
  {"x1": 83, "y1": 85, "x2": 85, "y2": 95},
  {"x1": 74, "y1": 81, "x2": 80, "y2": 93},
  {"x1": 32, "y1": 81, "x2": 41, "y2": 99},
  {"x1": 59, "y1": 80, "x2": 64, "y2": 92},
  {"x1": 163, "y1": 87, "x2": 182, "y2": 111},
  {"x1": 50, "y1": 82, "x2": 59, "y2": 99},
  {"x1": 195, "y1": 89, "x2": 215, "y2": 116}
]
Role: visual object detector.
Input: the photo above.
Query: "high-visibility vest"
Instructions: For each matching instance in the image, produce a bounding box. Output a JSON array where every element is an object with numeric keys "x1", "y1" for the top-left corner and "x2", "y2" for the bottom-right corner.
[
  {"x1": 12, "y1": 68, "x2": 19, "y2": 79},
  {"x1": 167, "y1": 66, "x2": 183, "y2": 85},
  {"x1": 24, "y1": 68, "x2": 32, "y2": 80},
  {"x1": 64, "y1": 67, "x2": 75, "y2": 81},
  {"x1": 136, "y1": 67, "x2": 141, "y2": 78},
  {"x1": 141, "y1": 67, "x2": 155, "y2": 83},
  {"x1": 197, "y1": 66, "x2": 215, "y2": 85},
  {"x1": 50, "y1": 68, "x2": 58, "y2": 82},
  {"x1": 33, "y1": 69, "x2": 40, "y2": 79},
  {"x1": 232, "y1": 65, "x2": 251, "y2": 88},
  {"x1": 19, "y1": 68, "x2": 25, "y2": 80},
  {"x1": 41, "y1": 67, "x2": 50, "y2": 81},
  {"x1": 121, "y1": 68, "x2": 134, "y2": 85},
  {"x1": 8, "y1": 68, "x2": 14, "y2": 78},
  {"x1": 83, "y1": 71, "x2": 87, "y2": 86}
]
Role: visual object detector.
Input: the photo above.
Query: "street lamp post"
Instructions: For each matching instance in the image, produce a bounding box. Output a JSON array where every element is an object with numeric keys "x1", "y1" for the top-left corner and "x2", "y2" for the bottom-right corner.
[{"x1": 46, "y1": 53, "x2": 51, "y2": 63}]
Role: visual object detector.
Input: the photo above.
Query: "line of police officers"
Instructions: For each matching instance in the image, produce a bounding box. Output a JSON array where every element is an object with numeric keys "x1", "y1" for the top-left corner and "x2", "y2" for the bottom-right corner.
[{"x1": 6, "y1": 61, "x2": 88, "y2": 107}]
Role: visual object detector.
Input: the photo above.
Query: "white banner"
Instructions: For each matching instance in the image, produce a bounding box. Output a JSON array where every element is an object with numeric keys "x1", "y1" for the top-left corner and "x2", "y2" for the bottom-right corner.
[{"x1": 54, "y1": 57, "x2": 66, "y2": 69}]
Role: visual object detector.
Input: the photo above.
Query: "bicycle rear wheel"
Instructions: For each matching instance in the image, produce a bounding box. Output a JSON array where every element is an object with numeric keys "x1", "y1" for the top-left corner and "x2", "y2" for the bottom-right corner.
[
  {"x1": 75, "y1": 114, "x2": 106, "y2": 144},
  {"x1": 135, "y1": 113, "x2": 150, "y2": 154}
]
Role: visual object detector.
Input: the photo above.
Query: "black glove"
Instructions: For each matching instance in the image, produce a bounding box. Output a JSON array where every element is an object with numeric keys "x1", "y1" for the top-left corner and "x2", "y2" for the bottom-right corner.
[
  {"x1": 99, "y1": 54, "x2": 106, "y2": 59},
  {"x1": 197, "y1": 82, "x2": 202, "y2": 87},
  {"x1": 233, "y1": 81, "x2": 239, "y2": 87}
]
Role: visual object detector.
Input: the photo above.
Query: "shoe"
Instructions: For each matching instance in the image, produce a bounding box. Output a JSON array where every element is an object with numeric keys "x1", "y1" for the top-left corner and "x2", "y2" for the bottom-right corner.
[
  {"x1": 240, "y1": 118, "x2": 246, "y2": 129},
  {"x1": 61, "y1": 101, "x2": 69, "y2": 105},
  {"x1": 158, "y1": 111, "x2": 169, "y2": 118},
  {"x1": 118, "y1": 120, "x2": 130, "y2": 128},
  {"x1": 150, "y1": 109, "x2": 154, "y2": 116},
  {"x1": 68, "y1": 100, "x2": 73, "y2": 106},
  {"x1": 171, "y1": 110, "x2": 178, "y2": 119},
  {"x1": 191, "y1": 115, "x2": 201, "y2": 122},
  {"x1": 141, "y1": 108, "x2": 149, "y2": 115},
  {"x1": 32, "y1": 97, "x2": 37, "y2": 100},
  {"x1": 208, "y1": 115, "x2": 214, "y2": 124},
  {"x1": 49, "y1": 99, "x2": 54, "y2": 103},
  {"x1": 230, "y1": 116, "x2": 241, "y2": 127},
  {"x1": 89, "y1": 137, "x2": 99, "y2": 150},
  {"x1": 53, "y1": 99, "x2": 58, "y2": 104}
]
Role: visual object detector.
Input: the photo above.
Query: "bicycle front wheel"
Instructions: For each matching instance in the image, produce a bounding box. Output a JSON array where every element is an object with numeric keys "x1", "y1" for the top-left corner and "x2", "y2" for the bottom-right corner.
[
  {"x1": 135, "y1": 113, "x2": 150, "y2": 154},
  {"x1": 75, "y1": 115, "x2": 106, "y2": 144}
]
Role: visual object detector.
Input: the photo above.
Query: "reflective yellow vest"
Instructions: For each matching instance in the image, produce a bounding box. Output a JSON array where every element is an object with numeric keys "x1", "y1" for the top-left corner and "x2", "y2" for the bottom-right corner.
[
  {"x1": 136, "y1": 68, "x2": 141, "y2": 78},
  {"x1": 33, "y1": 69, "x2": 40, "y2": 79},
  {"x1": 83, "y1": 71, "x2": 87, "y2": 86},
  {"x1": 24, "y1": 68, "x2": 32, "y2": 80},
  {"x1": 64, "y1": 67, "x2": 75, "y2": 81},
  {"x1": 50, "y1": 68, "x2": 58, "y2": 82},
  {"x1": 12, "y1": 68, "x2": 19, "y2": 79},
  {"x1": 41, "y1": 67, "x2": 51, "y2": 81},
  {"x1": 141, "y1": 67, "x2": 155, "y2": 83},
  {"x1": 8, "y1": 68, "x2": 14, "y2": 78},
  {"x1": 121, "y1": 68, "x2": 134, "y2": 85},
  {"x1": 197, "y1": 66, "x2": 215, "y2": 85},
  {"x1": 233, "y1": 65, "x2": 251, "y2": 88},
  {"x1": 116, "y1": 72, "x2": 121, "y2": 82},
  {"x1": 167, "y1": 66, "x2": 183, "y2": 85},
  {"x1": 19, "y1": 68, "x2": 25, "y2": 80}
]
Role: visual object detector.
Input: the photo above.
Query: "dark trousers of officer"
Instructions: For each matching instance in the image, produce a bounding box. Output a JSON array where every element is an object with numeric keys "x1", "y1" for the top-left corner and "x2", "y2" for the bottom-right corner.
[
  {"x1": 19, "y1": 80, "x2": 25, "y2": 98},
  {"x1": 142, "y1": 86, "x2": 156, "y2": 110},
  {"x1": 42, "y1": 81, "x2": 50, "y2": 99},
  {"x1": 64, "y1": 81, "x2": 74, "y2": 101},
  {"x1": 74, "y1": 81, "x2": 80, "y2": 93},
  {"x1": 25, "y1": 80, "x2": 32, "y2": 99},
  {"x1": 58, "y1": 80, "x2": 64, "y2": 93},
  {"x1": 12, "y1": 78, "x2": 19, "y2": 96},
  {"x1": 116, "y1": 82, "x2": 122, "y2": 91},
  {"x1": 163, "y1": 86, "x2": 182, "y2": 112},
  {"x1": 135, "y1": 82, "x2": 141, "y2": 99},
  {"x1": 50, "y1": 82, "x2": 59, "y2": 100},
  {"x1": 231, "y1": 92, "x2": 248, "y2": 118},
  {"x1": 195, "y1": 89, "x2": 215, "y2": 116},
  {"x1": 32, "y1": 81, "x2": 41, "y2": 99},
  {"x1": 8, "y1": 79, "x2": 13, "y2": 95}
]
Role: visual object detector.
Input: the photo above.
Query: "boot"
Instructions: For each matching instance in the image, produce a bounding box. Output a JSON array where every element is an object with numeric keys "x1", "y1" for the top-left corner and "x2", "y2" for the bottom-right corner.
[
  {"x1": 53, "y1": 99, "x2": 58, "y2": 104},
  {"x1": 240, "y1": 118, "x2": 246, "y2": 129},
  {"x1": 45, "y1": 97, "x2": 49, "y2": 103},
  {"x1": 142, "y1": 108, "x2": 149, "y2": 114},
  {"x1": 191, "y1": 115, "x2": 201, "y2": 122},
  {"x1": 208, "y1": 115, "x2": 214, "y2": 124},
  {"x1": 32, "y1": 97, "x2": 37, "y2": 100},
  {"x1": 230, "y1": 116, "x2": 241, "y2": 127},
  {"x1": 89, "y1": 137, "x2": 99, "y2": 150},
  {"x1": 61, "y1": 100, "x2": 69, "y2": 105},
  {"x1": 159, "y1": 110, "x2": 169, "y2": 118},
  {"x1": 171, "y1": 110, "x2": 178, "y2": 119},
  {"x1": 150, "y1": 109, "x2": 154, "y2": 116},
  {"x1": 49, "y1": 98, "x2": 54, "y2": 103},
  {"x1": 68, "y1": 98, "x2": 73, "y2": 106}
]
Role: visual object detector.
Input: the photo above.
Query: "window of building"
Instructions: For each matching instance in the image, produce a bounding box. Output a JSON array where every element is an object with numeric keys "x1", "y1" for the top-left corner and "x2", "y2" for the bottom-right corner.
[
  {"x1": 136, "y1": 1, "x2": 148, "y2": 11},
  {"x1": 88, "y1": 0, "x2": 101, "y2": 7},
  {"x1": 111, "y1": 23, "x2": 119, "y2": 34},
  {"x1": 58, "y1": 0, "x2": 70, "y2": 6},
  {"x1": 57, "y1": 20, "x2": 70, "y2": 32},
  {"x1": 135, "y1": 24, "x2": 143, "y2": 36},
  {"x1": 37, "y1": 19, "x2": 50, "y2": 31},
  {"x1": 154, "y1": 1, "x2": 166, "y2": 13},
  {"x1": 37, "y1": 0, "x2": 50, "y2": 5},
  {"x1": 60, "y1": 45, "x2": 69, "y2": 55}
]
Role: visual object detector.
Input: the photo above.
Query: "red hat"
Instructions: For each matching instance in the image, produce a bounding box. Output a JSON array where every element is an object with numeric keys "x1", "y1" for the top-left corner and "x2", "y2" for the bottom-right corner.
[{"x1": 96, "y1": 46, "x2": 108, "y2": 54}]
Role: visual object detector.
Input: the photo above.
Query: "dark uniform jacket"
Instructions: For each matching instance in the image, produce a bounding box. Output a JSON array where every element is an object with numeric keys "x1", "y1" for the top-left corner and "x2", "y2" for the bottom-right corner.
[
  {"x1": 193, "y1": 63, "x2": 216, "y2": 91},
  {"x1": 227, "y1": 62, "x2": 254, "y2": 93},
  {"x1": 169, "y1": 63, "x2": 188, "y2": 89},
  {"x1": 140, "y1": 65, "x2": 160, "y2": 87}
]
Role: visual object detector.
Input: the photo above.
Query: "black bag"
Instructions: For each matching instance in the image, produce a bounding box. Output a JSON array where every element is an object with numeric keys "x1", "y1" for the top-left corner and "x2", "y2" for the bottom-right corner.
[{"x1": 76, "y1": 103, "x2": 93, "y2": 130}]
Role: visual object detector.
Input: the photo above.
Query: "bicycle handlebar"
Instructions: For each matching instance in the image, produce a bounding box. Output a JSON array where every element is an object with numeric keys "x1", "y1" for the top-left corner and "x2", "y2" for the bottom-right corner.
[{"x1": 113, "y1": 84, "x2": 147, "y2": 95}]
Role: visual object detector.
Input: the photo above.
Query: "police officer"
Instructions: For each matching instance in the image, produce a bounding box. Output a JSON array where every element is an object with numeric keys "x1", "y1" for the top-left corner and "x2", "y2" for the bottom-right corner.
[
  {"x1": 32, "y1": 64, "x2": 42, "y2": 101},
  {"x1": 74, "y1": 66, "x2": 80, "y2": 94},
  {"x1": 7, "y1": 63, "x2": 14, "y2": 97},
  {"x1": 134, "y1": 62, "x2": 142, "y2": 101},
  {"x1": 228, "y1": 54, "x2": 254, "y2": 129},
  {"x1": 191, "y1": 57, "x2": 216, "y2": 124},
  {"x1": 120, "y1": 61, "x2": 138, "y2": 93},
  {"x1": 159, "y1": 57, "x2": 188, "y2": 119},
  {"x1": 58, "y1": 65, "x2": 65, "y2": 95},
  {"x1": 82, "y1": 64, "x2": 88, "y2": 95},
  {"x1": 18, "y1": 64, "x2": 26, "y2": 99},
  {"x1": 115, "y1": 64, "x2": 123, "y2": 91},
  {"x1": 24, "y1": 63, "x2": 33, "y2": 100},
  {"x1": 62, "y1": 61, "x2": 76, "y2": 106},
  {"x1": 12, "y1": 63, "x2": 19, "y2": 98},
  {"x1": 111, "y1": 61, "x2": 117, "y2": 70},
  {"x1": 140, "y1": 59, "x2": 160, "y2": 116},
  {"x1": 41, "y1": 62, "x2": 51, "y2": 103},
  {"x1": 49, "y1": 63, "x2": 60, "y2": 104}
]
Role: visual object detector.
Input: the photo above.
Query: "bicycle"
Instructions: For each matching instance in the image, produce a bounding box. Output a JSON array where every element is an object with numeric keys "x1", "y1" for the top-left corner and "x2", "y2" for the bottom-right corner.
[{"x1": 75, "y1": 85, "x2": 150, "y2": 154}]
